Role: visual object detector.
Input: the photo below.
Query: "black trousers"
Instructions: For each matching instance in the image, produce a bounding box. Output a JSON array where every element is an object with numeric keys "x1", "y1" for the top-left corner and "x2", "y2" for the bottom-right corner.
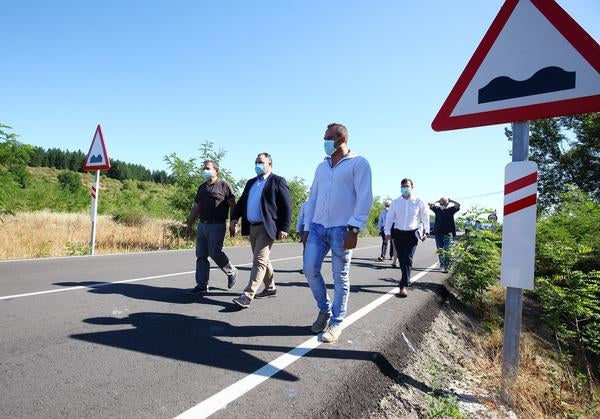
[
  {"x1": 379, "y1": 230, "x2": 393, "y2": 258},
  {"x1": 392, "y1": 229, "x2": 418, "y2": 287}
]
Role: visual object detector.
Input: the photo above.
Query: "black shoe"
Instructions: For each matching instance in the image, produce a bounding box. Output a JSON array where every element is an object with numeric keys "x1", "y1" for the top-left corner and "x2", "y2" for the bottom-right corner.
[
  {"x1": 227, "y1": 268, "x2": 238, "y2": 289},
  {"x1": 255, "y1": 288, "x2": 277, "y2": 299},
  {"x1": 187, "y1": 285, "x2": 209, "y2": 295}
]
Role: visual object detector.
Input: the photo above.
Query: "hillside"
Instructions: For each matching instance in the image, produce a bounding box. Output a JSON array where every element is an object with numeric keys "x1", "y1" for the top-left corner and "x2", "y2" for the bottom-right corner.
[{"x1": 2, "y1": 166, "x2": 180, "y2": 221}]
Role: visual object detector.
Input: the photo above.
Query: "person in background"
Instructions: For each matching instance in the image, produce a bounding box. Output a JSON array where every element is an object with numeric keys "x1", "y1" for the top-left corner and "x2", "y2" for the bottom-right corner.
[
  {"x1": 296, "y1": 200, "x2": 308, "y2": 273},
  {"x1": 428, "y1": 197, "x2": 460, "y2": 272},
  {"x1": 384, "y1": 178, "x2": 429, "y2": 297},
  {"x1": 377, "y1": 200, "x2": 393, "y2": 262},
  {"x1": 302, "y1": 122, "x2": 372, "y2": 343},
  {"x1": 186, "y1": 160, "x2": 238, "y2": 295},
  {"x1": 230, "y1": 152, "x2": 292, "y2": 308}
]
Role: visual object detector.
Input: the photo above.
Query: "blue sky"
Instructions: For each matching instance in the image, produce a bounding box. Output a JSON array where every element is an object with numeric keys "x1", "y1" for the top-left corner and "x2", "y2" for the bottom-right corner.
[{"x1": 2, "y1": 1, "x2": 599, "y2": 221}]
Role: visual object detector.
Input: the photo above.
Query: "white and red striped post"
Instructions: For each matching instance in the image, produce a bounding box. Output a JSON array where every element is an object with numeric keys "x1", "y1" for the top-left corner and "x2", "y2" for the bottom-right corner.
[
  {"x1": 500, "y1": 121, "x2": 537, "y2": 404},
  {"x1": 501, "y1": 163, "x2": 538, "y2": 288},
  {"x1": 89, "y1": 170, "x2": 101, "y2": 255}
]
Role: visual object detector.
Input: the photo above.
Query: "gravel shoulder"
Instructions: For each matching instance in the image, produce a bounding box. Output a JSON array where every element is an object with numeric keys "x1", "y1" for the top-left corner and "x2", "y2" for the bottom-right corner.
[{"x1": 371, "y1": 295, "x2": 518, "y2": 418}]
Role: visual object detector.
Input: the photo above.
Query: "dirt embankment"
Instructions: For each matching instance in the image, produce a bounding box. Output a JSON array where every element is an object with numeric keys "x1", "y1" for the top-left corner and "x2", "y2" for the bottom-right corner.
[{"x1": 372, "y1": 298, "x2": 517, "y2": 418}]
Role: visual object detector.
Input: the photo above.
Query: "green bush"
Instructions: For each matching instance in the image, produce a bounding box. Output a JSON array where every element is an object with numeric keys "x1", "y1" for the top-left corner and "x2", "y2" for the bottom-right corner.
[
  {"x1": 449, "y1": 229, "x2": 501, "y2": 307},
  {"x1": 535, "y1": 190, "x2": 600, "y2": 378},
  {"x1": 57, "y1": 170, "x2": 83, "y2": 193},
  {"x1": 112, "y1": 207, "x2": 147, "y2": 226},
  {"x1": 64, "y1": 241, "x2": 90, "y2": 256}
]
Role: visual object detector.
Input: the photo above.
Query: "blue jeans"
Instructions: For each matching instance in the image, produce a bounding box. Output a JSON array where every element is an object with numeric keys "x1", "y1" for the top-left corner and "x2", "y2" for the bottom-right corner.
[
  {"x1": 434, "y1": 233, "x2": 452, "y2": 268},
  {"x1": 303, "y1": 223, "x2": 352, "y2": 326}
]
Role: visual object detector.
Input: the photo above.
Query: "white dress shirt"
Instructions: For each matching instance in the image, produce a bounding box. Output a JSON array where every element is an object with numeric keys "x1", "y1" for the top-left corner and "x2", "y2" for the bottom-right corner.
[
  {"x1": 303, "y1": 151, "x2": 373, "y2": 231},
  {"x1": 384, "y1": 195, "x2": 430, "y2": 235}
]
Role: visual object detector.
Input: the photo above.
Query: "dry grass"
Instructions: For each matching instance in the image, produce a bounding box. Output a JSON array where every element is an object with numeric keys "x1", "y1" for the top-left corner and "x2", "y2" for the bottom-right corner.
[
  {"x1": 470, "y1": 312, "x2": 600, "y2": 418},
  {"x1": 0, "y1": 210, "x2": 200, "y2": 259}
]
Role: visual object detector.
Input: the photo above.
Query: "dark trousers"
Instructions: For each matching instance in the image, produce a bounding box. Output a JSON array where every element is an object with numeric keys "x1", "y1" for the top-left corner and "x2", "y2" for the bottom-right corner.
[
  {"x1": 379, "y1": 230, "x2": 393, "y2": 258},
  {"x1": 195, "y1": 223, "x2": 235, "y2": 287},
  {"x1": 392, "y1": 229, "x2": 418, "y2": 288}
]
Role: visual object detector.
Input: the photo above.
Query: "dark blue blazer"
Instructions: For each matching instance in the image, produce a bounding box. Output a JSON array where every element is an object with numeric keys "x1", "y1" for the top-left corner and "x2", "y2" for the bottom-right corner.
[{"x1": 232, "y1": 173, "x2": 292, "y2": 240}]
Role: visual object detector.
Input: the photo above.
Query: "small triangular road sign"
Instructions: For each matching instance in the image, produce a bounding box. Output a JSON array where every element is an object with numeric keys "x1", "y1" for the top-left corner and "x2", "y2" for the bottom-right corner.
[
  {"x1": 83, "y1": 124, "x2": 111, "y2": 171},
  {"x1": 432, "y1": 0, "x2": 600, "y2": 131}
]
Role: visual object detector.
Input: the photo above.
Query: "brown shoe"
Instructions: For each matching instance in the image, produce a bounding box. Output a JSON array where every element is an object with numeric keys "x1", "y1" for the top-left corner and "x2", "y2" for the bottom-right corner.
[{"x1": 398, "y1": 287, "x2": 408, "y2": 298}]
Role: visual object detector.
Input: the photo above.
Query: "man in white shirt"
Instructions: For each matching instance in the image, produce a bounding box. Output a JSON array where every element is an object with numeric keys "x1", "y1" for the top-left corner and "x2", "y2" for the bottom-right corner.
[
  {"x1": 302, "y1": 123, "x2": 373, "y2": 343},
  {"x1": 384, "y1": 178, "x2": 429, "y2": 297},
  {"x1": 377, "y1": 200, "x2": 393, "y2": 261}
]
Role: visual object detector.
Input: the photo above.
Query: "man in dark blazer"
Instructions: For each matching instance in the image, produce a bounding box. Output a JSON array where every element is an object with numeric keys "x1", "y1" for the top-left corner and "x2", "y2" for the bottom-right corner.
[{"x1": 230, "y1": 152, "x2": 292, "y2": 308}]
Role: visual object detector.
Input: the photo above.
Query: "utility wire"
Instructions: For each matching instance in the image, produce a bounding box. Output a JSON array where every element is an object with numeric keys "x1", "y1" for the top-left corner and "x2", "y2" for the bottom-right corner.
[{"x1": 454, "y1": 190, "x2": 503, "y2": 200}]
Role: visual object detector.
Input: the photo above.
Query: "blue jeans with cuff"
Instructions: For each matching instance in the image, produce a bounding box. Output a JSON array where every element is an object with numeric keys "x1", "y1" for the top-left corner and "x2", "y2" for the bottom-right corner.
[{"x1": 303, "y1": 223, "x2": 352, "y2": 326}]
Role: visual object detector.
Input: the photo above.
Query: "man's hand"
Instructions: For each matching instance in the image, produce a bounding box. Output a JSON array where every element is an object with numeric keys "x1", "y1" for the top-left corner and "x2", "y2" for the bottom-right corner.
[
  {"x1": 301, "y1": 231, "x2": 309, "y2": 244},
  {"x1": 186, "y1": 224, "x2": 194, "y2": 238},
  {"x1": 385, "y1": 234, "x2": 391, "y2": 241},
  {"x1": 421, "y1": 233, "x2": 428, "y2": 242},
  {"x1": 277, "y1": 231, "x2": 288, "y2": 240},
  {"x1": 229, "y1": 221, "x2": 237, "y2": 237},
  {"x1": 343, "y1": 230, "x2": 358, "y2": 249}
]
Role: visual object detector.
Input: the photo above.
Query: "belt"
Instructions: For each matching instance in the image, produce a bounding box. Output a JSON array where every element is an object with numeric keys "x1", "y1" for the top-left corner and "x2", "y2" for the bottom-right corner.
[
  {"x1": 250, "y1": 222, "x2": 263, "y2": 226},
  {"x1": 199, "y1": 220, "x2": 225, "y2": 224}
]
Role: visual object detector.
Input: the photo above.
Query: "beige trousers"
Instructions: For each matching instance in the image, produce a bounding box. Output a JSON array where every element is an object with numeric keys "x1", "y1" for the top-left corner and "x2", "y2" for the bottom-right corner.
[{"x1": 243, "y1": 223, "x2": 275, "y2": 299}]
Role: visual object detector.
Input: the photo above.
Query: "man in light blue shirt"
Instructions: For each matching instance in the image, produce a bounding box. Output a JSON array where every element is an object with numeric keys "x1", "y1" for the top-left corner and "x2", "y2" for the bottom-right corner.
[
  {"x1": 302, "y1": 122, "x2": 372, "y2": 343},
  {"x1": 230, "y1": 153, "x2": 292, "y2": 308},
  {"x1": 377, "y1": 200, "x2": 393, "y2": 262}
]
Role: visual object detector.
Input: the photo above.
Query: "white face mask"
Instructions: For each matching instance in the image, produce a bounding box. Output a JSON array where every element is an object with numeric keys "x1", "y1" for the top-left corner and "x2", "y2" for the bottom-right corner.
[{"x1": 440, "y1": 205, "x2": 447, "y2": 210}]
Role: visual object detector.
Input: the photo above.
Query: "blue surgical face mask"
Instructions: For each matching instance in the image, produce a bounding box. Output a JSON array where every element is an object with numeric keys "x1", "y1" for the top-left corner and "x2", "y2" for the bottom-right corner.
[
  {"x1": 255, "y1": 163, "x2": 265, "y2": 176},
  {"x1": 324, "y1": 140, "x2": 337, "y2": 156},
  {"x1": 401, "y1": 187, "x2": 411, "y2": 196},
  {"x1": 202, "y1": 169, "x2": 212, "y2": 180}
]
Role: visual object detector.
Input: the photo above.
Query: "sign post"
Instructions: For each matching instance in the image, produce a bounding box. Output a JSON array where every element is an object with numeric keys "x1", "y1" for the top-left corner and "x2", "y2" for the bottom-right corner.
[
  {"x1": 500, "y1": 122, "x2": 538, "y2": 403},
  {"x1": 431, "y1": 0, "x2": 600, "y2": 406},
  {"x1": 83, "y1": 124, "x2": 111, "y2": 255}
]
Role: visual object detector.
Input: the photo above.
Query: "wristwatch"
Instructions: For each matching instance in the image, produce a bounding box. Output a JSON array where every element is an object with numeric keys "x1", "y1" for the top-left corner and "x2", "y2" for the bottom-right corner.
[{"x1": 346, "y1": 225, "x2": 360, "y2": 234}]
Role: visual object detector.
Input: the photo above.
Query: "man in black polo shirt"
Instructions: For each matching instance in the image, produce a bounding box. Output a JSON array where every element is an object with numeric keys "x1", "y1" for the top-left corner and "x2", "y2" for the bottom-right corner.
[
  {"x1": 186, "y1": 160, "x2": 238, "y2": 294},
  {"x1": 428, "y1": 197, "x2": 460, "y2": 272}
]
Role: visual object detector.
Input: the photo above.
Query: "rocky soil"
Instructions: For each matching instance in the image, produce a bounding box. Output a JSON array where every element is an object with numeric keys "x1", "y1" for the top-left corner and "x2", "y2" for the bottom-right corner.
[{"x1": 371, "y1": 299, "x2": 518, "y2": 418}]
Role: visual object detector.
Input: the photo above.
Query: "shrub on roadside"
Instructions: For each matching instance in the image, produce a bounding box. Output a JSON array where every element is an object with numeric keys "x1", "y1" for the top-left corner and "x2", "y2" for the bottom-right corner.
[
  {"x1": 112, "y1": 207, "x2": 147, "y2": 226},
  {"x1": 449, "y1": 229, "x2": 501, "y2": 309}
]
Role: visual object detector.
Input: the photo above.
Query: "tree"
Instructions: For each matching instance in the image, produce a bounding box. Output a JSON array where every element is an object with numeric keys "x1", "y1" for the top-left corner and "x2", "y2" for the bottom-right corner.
[
  {"x1": 287, "y1": 176, "x2": 309, "y2": 234},
  {"x1": 505, "y1": 112, "x2": 600, "y2": 211},
  {"x1": 57, "y1": 170, "x2": 83, "y2": 193},
  {"x1": 164, "y1": 141, "x2": 241, "y2": 219}
]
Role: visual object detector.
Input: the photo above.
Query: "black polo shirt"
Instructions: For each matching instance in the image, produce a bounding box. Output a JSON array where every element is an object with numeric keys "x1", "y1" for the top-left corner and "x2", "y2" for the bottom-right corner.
[
  {"x1": 431, "y1": 206, "x2": 460, "y2": 236},
  {"x1": 194, "y1": 179, "x2": 235, "y2": 222}
]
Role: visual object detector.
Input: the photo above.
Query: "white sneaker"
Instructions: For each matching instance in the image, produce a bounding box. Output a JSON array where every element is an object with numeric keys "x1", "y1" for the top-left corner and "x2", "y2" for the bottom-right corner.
[{"x1": 321, "y1": 324, "x2": 342, "y2": 343}]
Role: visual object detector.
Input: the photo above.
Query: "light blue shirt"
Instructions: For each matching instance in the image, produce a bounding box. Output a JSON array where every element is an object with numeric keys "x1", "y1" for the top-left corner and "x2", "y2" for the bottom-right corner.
[
  {"x1": 296, "y1": 201, "x2": 307, "y2": 232},
  {"x1": 377, "y1": 208, "x2": 388, "y2": 231},
  {"x1": 303, "y1": 152, "x2": 373, "y2": 231},
  {"x1": 246, "y1": 172, "x2": 270, "y2": 223}
]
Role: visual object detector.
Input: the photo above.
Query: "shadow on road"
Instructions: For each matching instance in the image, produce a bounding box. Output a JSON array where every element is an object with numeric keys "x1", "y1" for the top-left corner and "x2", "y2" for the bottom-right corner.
[
  {"x1": 71, "y1": 312, "x2": 306, "y2": 382},
  {"x1": 54, "y1": 281, "x2": 239, "y2": 310},
  {"x1": 70, "y1": 311, "x2": 440, "y2": 390}
]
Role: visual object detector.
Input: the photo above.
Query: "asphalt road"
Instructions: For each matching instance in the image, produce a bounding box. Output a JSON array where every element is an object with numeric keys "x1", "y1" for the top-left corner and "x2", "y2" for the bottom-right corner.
[{"x1": 0, "y1": 236, "x2": 447, "y2": 418}]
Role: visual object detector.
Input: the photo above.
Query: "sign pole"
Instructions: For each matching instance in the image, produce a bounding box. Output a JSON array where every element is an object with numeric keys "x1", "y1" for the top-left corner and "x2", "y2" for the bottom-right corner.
[
  {"x1": 501, "y1": 121, "x2": 529, "y2": 404},
  {"x1": 90, "y1": 170, "x2": 100, "y2": 255}
]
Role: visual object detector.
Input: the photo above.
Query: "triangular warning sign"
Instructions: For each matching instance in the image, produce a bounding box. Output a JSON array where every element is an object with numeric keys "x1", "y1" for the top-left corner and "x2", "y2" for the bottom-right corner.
[
  {"x1": 83, "y1": 124, "x2": 111, "y2": 171},
  {"x1": 432, "y1": 0, "x2": 600, "y2": 131}
]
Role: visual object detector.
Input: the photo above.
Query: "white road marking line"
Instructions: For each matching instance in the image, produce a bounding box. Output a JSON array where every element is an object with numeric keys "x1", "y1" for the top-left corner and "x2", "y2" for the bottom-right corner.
[
  {"x1": 0, "y1": 245, "x2": 379, "y2": 300},
  {"x1": 174, "y1": 263, "x2": 438, "y2": 419},
  {"x1": 0, "y1": 241, "x2": 305, "y2": 263}
]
